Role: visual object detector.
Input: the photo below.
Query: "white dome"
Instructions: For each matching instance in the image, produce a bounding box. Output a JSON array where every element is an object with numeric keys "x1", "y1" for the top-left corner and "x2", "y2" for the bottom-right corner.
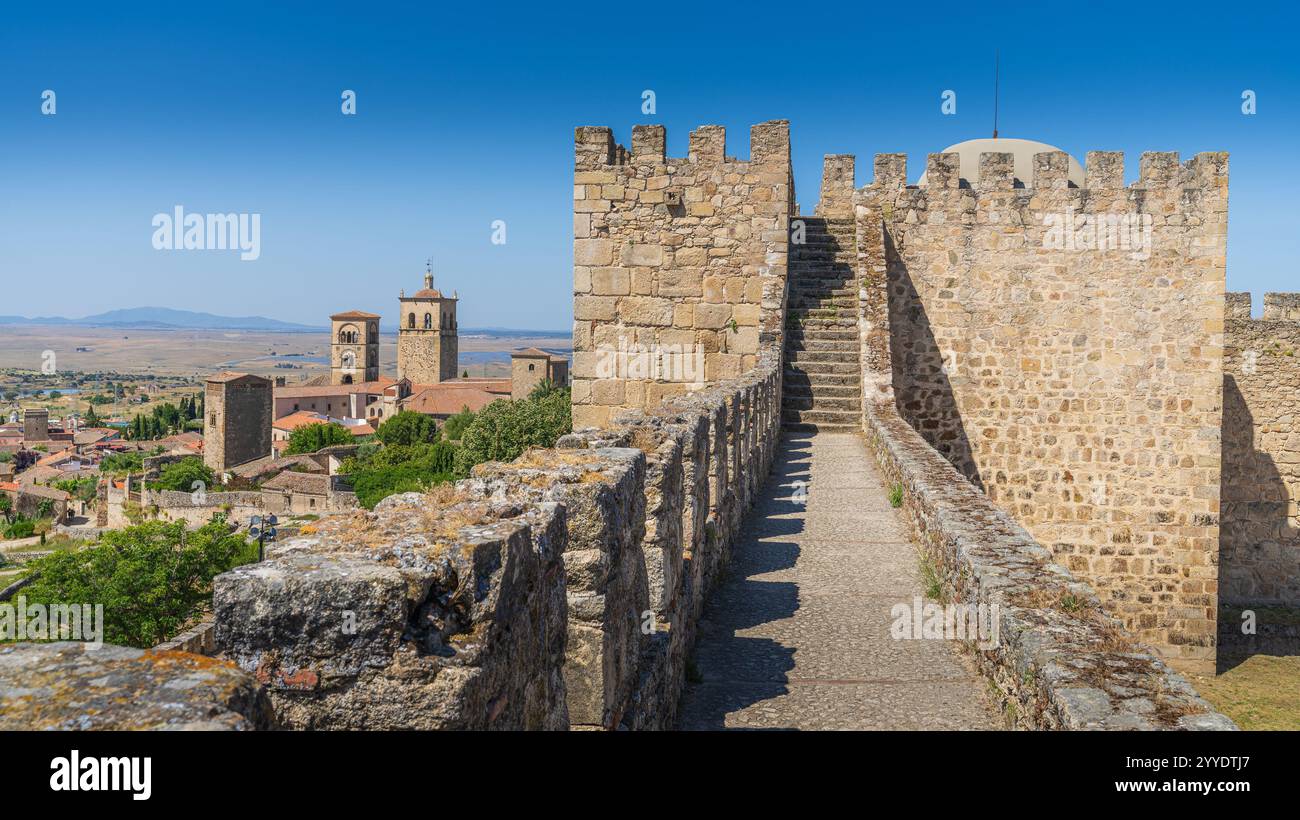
[{"x1": 917, "y1": 138, "x2": 1085, "y2": 187}]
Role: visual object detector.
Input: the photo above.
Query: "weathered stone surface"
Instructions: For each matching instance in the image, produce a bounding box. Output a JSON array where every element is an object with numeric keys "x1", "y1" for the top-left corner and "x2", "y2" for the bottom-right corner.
[
  {"x1": 856, "y1": 150, "x2": 1228, "y2": 674},
  {"x1": 571, "y1": 121, "x2": 792, "y2": 425},
  {"x1": 212, "y1": 491, "x2": 569, "y2": 730},
  {"x1": 0, "y1": 642, "x2": 274, "y2": 730},
  {"x1": 1222, "y1": 296, "x2": 1300, "y2": 607},
  {"x1": 863, "y1": 399, "x2": 1235, "y2": 730}
]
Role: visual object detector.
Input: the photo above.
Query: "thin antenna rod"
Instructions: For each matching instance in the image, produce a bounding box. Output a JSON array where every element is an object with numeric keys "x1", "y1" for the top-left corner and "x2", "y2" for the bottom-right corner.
[{"x1": 993, "y1": 51, "x2": 1000, "y2": 139}]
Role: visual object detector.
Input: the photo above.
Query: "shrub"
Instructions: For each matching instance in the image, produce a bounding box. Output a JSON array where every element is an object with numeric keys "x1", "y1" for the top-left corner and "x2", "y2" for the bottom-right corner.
[
  {"x1": 374, "y1": 410, "x2": 440, "y2": 447},
  {"x1": 284, "y1": 421, "x2": 354, "y2": 455},
  {"x1": 453, "y1": 389, "x2": 571, "y2": 477},
  {"x1": 21, "y1": 519, "x2": 258, "y2": 647},
  {"x1": 100, "y1": 451, "x2": 145, "y2": 475},
  {"x1": 442, "y1": 406, "x2": 476, "y2": 441},
  {"x1": 346, "y1": 440, "x2": 459, "y2": 509},
  {"x1": 4, "y1": 518, "x2": 36, "y2": 540},
  {"x1": 150, "y1": 457, "x2": 216, "y2": 493}
]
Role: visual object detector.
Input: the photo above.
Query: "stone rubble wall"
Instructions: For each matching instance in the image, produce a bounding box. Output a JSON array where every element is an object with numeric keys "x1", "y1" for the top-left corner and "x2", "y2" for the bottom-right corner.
[
  {"x1": 1222, "y1": 292, "x2": 1300, "y2": 606},
  {"x1": 855, "y1": 149, "x2": 1227, "y2": 675},
  {"x1": 196, "y1": 343, "x2": 781, "y2": 731},
  {"x1": 212, "y1": 493, "x2": 570, "y2": 730},
  {"x1": 863, "y1": 398, "x2": 1235, "y2": 730},
  {"x1": 572, "y1": 121, "x2": 792, "y2": 428}
]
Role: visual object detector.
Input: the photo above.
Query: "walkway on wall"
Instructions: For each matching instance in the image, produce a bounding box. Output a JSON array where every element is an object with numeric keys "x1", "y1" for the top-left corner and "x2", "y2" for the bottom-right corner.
[{"x1": 677, "y1": 431, "x2": 998, "y2": 730}]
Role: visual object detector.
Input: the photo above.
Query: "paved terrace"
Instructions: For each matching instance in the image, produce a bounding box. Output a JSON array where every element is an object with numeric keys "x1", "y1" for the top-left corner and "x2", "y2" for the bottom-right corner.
[{"x1": 679, "y1": 431, "x2": 998, "y2": 730}]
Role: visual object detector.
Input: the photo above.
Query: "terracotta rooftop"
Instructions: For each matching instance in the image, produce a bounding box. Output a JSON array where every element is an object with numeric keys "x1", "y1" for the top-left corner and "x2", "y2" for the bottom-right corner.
[
  {"x1": 273, "y1": 411, "x2": 330, "y2": 432},
  {"x1": 402, "y1": 385, "x2": 505, "y2": 416},
  {"x1": 330, "y1": 310, "x2": 381, "y2": 320},
  {"x1": 513, "y1": 347, "x2": 570, "y2": 363},
  {"x1": 274, "y1": 376, "x2": 396, "y2": 399}
]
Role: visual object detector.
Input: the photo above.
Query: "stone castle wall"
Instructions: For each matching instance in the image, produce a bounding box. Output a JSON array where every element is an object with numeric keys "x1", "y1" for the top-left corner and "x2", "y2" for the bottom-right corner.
[
  {"x1": 1222, "y1": 292, "x2": 1300, "y2": 606},
  {"x1": 571, "y1": 121, "x2": 792, "y2": 428},
  {"x1": 206, "y1": 344, "x2": 781, "y2": 729},
  {"x1": 853, "y1": 149, "x2": 1228, "y2": 674}
]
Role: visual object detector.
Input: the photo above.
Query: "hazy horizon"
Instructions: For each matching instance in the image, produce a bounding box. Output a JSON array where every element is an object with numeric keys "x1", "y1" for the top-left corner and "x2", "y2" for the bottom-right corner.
[{"x1": 4, "y1": 2, "x2": 1297, "y2": 325}]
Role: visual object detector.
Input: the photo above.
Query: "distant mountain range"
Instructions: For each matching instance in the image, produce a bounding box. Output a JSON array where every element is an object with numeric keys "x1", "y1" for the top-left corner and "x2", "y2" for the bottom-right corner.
[{"x1": 0, "y1": 307, "x2": 569, "y2": 336}]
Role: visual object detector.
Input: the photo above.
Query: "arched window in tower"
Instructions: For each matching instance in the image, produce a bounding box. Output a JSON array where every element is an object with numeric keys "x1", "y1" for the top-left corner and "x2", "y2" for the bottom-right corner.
[
  {"x1": 424, "y1": 313, "x2": 433, "y2": 329},
  {"x1": 408, "y1": 313, "x2": 416, "y2": 329}
]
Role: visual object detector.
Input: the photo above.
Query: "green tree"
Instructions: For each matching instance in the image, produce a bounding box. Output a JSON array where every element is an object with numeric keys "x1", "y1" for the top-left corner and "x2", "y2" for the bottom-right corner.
[
  {"x1": 528, "y1": 377, "x2": 559, "y2": 400},
  {"x1": 374, "y1": 410, "x2": 440, "y2": 448},
  {"x1": 442, "y1": 406, "x2": 476, "y2": 441},
  {"x1": 100, "y1": 451, "x2": 145, "y2": 475},
  {"x1": 284, "y1": 421, "x2": 355, "y2": 455},
  {"x1": 21, "y1": 520, "x2": 257, "y2": 647},
  {"x1": 0, "y1": 494, "x2": 13, "y2": 524},
  {"x1": 150, "y1": 458, "x2": 215, "y2": 493},
  {"x1": 83, "y1": 403, "x2": 102, "y2": 428},
  {"x1": 453, "y1": 389, "x2": 571, "y2": 477}
]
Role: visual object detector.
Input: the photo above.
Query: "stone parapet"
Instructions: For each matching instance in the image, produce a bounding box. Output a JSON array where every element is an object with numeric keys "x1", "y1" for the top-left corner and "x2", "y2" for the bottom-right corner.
[
  {"x1": 863, "y1": 399, "x2": 1235, "y2": 730},
  {"x1": 0, "y1": 642, "x2": 273, "y2": 730}
]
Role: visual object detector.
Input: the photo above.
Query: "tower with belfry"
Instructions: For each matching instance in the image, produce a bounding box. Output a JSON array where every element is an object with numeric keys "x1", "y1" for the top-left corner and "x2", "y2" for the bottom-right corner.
[{"x1": 397, "y1": 262, "x2": 459, "y2": 383}]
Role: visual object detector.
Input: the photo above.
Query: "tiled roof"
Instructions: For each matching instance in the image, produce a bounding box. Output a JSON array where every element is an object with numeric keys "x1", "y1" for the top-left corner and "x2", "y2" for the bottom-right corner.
[
  {"x1": 330, "y1": 310, "x2": 381, "y2": 320},
  {"x1": 207, "y1": 371, "x2": 269, "y2": 384},
  {"x1": 18, "y1": 484, "x2": 70, "y2": 501},
  {"x1": 402, "y1": 385, "x2": 505, "y2": 416},
  {"x1": 273, "y1": 411, "x2": 329, "y2": 432},
  {"x1": 260, "y1": 471, "x2": 332, "y2": 495},
  {"x1": 274, "y1": 376, "x2": 396, "y2": 399}
]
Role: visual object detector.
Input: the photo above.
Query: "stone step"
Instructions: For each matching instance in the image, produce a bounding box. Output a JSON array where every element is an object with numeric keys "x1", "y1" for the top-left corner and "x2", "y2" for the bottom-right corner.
[
  {"x1": 781, "y1": 408, "x2": 862, "y2": 427},
  {"x1": 790, "y1": 317, "x2": 857, "y2": 329},
  {"x1": 786, "y1": 340, "x2": 856, "y2": 352},
  {"x1": 784, "y1": 383, "x2": 861, "y2": 398},
  {"x1": 782, "y1": 394, "x2": 859, "y2": 411},
  {"x1": 786, "y1": 348, "x2": 858, "y2": 364},
  {"x1": 785, "y1": 340, "x2": 857, "y2": 358},
  {"x1": 784, "y1": 370, "x2": 861, "y2": 388},
  {"x1": 788, "y1": 298, "x2": 856, "y2": 311},
  {"x1": 780, "y1": 420, "x2": 860, "y2": 433},
  {"x1": 785, "y1": 272, "x2": 857, "y2": 281},
  {"x1": 786, "y1": 327, "x2": 857, "y2": 341},
  {"x1": 791, "y1": 262, "x2": 855, "y2": 271},
  {"x1": 790, "y1": 283, "x2": 857, "y2": 294},
  {"x1": 785, "y1": 359, "x2": 859, "y2": 376}
]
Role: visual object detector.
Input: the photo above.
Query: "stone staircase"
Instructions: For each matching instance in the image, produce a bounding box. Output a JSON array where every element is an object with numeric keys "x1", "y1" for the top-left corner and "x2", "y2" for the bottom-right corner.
[{"x1": 782, "y1": 216, "x2": 860, "y2": 433}]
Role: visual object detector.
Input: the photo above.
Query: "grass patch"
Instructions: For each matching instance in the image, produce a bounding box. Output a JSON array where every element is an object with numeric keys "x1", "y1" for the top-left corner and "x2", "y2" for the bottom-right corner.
[
  {"x1": 888, "y1": 482, "x2": 904, "y2": 508},
  {"x1": 917, "y1": 553, "x2": 944, "y2": 602},
  {"x1": 1191, "y1": 655, "x2": 1300, "y2": 731}
]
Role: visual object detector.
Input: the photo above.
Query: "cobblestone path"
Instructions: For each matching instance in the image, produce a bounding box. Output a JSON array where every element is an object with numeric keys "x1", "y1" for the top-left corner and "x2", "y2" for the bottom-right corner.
[{"x1": 678, "y1": 431, "x2": 999, "y2": 730}]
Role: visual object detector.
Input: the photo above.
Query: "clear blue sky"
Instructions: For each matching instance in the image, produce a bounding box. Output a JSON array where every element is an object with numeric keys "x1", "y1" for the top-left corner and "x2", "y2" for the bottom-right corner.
[{"x1": 2, "y1": 1, "x2": 1295, "y2": 329}]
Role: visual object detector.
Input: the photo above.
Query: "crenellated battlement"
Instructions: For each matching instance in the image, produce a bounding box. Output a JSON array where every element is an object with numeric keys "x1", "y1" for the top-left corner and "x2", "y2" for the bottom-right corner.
[
  {"x1": 1227, "y1": 292, "x2": 1300, "y2": 323},
  {"x1": 1263, "y1": 292, "x2": 1300, "y2": 322},
  {"x1": 575, "y1": 121, "x2": 791, "y2": 170},
  {"x1": 819, "y1": 150, "x2": 1229, "y2": 197}
]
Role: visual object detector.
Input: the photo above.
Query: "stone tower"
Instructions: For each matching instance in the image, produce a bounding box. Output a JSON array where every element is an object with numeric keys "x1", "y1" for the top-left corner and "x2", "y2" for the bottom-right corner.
[
  {"x1": 330, "y1": 310, "x2": 380, "y2": 385},
  {"x1": 397, "y1": 267, "x2": 458, "y2": 384},
  {"x1": 22, "y1": 408, "x2": 49, "y2": 442},
  {"x1": 203, "y1": 372, "x2": 272, "y2": 471}
]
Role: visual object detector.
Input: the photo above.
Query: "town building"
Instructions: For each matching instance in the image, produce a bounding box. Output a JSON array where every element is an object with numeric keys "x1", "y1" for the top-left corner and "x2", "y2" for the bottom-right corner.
[{"x1": 203, "y1": 372, "x2": 273, "y2": 471}]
